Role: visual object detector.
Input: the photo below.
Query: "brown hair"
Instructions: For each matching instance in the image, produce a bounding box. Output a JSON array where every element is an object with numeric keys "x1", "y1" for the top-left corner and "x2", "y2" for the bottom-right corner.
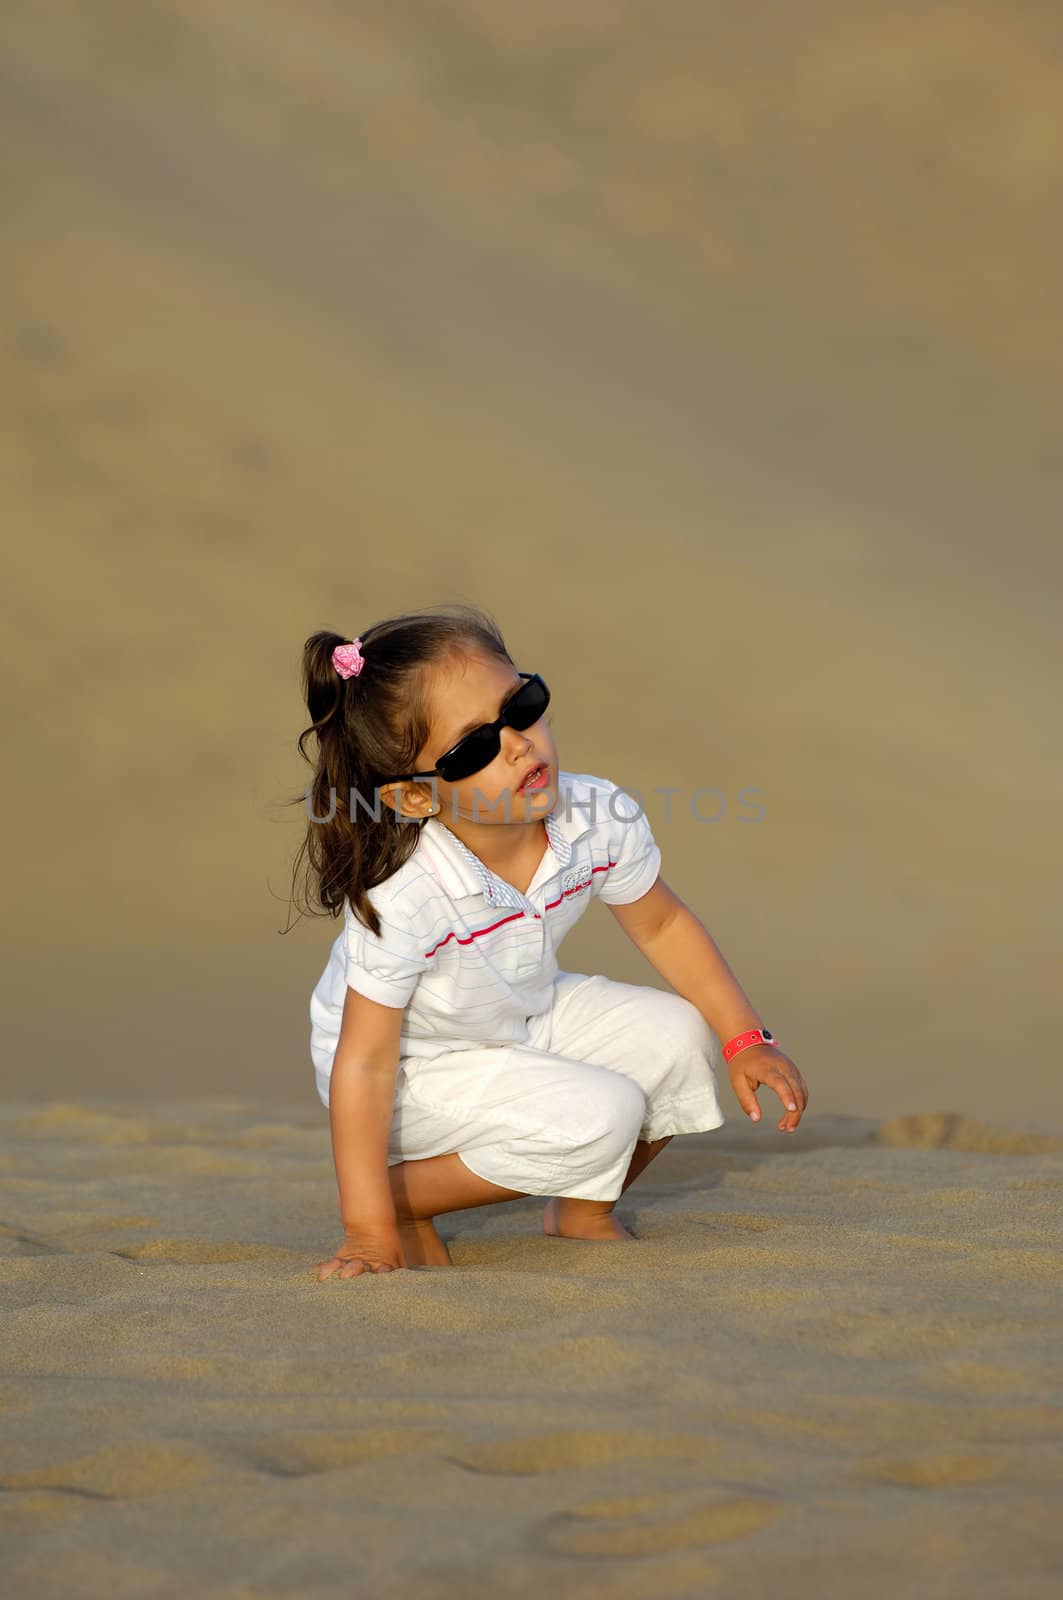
[{"x1": 283, "y1": 603, "x2": 513, "y2": 938}]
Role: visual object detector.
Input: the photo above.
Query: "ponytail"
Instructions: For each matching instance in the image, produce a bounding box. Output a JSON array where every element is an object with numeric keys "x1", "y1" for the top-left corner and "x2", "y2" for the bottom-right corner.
[{"x1": 280, "y1": 603, "x2": 512, "y2": 938}]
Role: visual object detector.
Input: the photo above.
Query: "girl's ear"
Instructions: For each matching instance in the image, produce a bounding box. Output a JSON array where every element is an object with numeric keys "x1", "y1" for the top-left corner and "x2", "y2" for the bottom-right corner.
[
  {"x1": 377, "y1": 781, "x2": 406, "y2": 817},
  {"x1": 379, "y1": 781, "x2": 436, "y2": 820}
]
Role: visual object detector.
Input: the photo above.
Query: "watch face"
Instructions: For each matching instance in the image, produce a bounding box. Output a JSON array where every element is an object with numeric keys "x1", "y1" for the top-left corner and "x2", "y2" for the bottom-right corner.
[{"x1": 760, "y1": 1028, "x2": 774, "y2": 1042}]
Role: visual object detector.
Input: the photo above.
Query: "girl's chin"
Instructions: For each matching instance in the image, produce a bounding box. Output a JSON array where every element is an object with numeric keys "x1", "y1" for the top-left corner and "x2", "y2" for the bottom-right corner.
[{"x1": 516, "y1": 781, "x2": 555, "y2": 813}]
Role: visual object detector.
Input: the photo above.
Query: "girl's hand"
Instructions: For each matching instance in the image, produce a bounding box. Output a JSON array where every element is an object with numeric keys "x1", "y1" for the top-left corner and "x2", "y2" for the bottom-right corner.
[
  {"x1": 729, "y1": 1045, "x2": 808, "y2": 1133},
  {"x1": 310, "y1": 1232, "x2": 407, "y2": 1281}
]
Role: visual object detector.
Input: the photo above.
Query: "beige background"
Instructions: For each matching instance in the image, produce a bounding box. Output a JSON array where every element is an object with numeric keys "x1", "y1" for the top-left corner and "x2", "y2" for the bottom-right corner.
[{"x1": 4, "y1": 1, "x2": 1061, "y2": 1126}]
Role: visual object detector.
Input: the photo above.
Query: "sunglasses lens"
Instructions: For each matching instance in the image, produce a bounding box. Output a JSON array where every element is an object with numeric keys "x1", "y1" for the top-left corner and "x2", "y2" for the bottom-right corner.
[
  {"x1": 435, "y1": 676, "x2": 550, "y2": 783},
  {"x1": 506, "y1": 676, "x2": 550, "y2": 729},
  {"x1": 437, "y1": 727, "x2": 499, "y2": 783}
]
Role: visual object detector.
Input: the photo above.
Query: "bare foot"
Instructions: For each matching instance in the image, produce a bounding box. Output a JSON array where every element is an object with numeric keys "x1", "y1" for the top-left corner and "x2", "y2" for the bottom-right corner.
[
  {"x1": 542, "y1": 1197, "x2": 636, "y2": 1241},
  {"x1": 397, "y1": 1216, "x2": 454, "y2": 1267}
]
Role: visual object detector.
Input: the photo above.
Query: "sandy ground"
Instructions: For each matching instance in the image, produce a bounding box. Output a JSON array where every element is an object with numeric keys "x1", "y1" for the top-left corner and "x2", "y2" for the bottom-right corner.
[{"x1": 2, "y1": 1098, "x2": 1061, "y2": 1597}]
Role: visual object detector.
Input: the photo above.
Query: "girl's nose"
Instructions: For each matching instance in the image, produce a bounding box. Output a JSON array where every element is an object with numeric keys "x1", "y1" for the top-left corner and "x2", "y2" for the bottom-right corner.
[{"x1": 500, "y1": 725, "x2": 533, "y2": 758}]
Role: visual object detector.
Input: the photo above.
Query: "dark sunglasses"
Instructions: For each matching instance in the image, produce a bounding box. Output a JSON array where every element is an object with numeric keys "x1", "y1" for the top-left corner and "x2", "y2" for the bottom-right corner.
[{"x1": 382, "y1": 672, "x2": 550, "y2": 785}]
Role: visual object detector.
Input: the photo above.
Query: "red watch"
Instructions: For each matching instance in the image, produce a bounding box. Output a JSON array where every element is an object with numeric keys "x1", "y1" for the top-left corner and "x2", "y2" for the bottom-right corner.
[{"x1": 722, "y1": 1026, "x2": 779, "y2": 1064}]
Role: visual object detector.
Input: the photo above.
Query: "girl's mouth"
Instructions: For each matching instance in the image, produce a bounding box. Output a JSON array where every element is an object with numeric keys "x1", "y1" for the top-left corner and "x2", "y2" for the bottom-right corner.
[{"x1": 517, "y1": 764, "x2": 550, "y2": 792}]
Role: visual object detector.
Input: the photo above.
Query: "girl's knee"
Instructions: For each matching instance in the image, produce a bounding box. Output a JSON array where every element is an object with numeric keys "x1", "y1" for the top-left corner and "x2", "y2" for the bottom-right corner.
[
  {"x1": 657, "y1": 993, "x2": 719, "y2": 1063},
  {"x1": 576, "y1": 1072, "x2": 647, "y2": 1158},
  {"x1": 467, "y1": 1073, "x2": 645, "y2": 1197}
]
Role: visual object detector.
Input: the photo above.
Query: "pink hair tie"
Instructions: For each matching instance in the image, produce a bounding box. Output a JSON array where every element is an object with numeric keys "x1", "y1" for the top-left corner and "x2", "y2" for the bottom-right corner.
[{"x1": 332, "y1": 639, "x2": 366, "y2": 679}]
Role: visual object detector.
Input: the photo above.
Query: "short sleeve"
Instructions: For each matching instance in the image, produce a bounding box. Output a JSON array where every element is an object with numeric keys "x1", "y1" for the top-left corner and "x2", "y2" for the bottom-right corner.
[
  {"x1": 597, "y1": 786, "x2": 662, "y2": 905},
  {"x1": 344, "y1": 901, "x2": 427, "y2": 1009}
]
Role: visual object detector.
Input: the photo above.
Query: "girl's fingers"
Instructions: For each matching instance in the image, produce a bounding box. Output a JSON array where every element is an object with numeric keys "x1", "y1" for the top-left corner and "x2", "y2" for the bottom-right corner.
[
  {"x1": 340, "y1": 1257, "x2": 385, "y2": 1278},
  {"x1": 732, "y1": 1049, "x2": 808, "y2": 1126},
  {"x1": 310, "y1": 1256, "x2": 371, "y2": 1281},
  {"x1": 732, "y1": 1080, "x2": 762, "y2": 1121},
  {"x1": 336, "y1": 1257, "x2": 395, "y2": 1278},
  {"x1": 762, "y1": 1063, "x2": 809, "y2": 1131},
  {"x1": 310, "y1": 1253, "x2": 400, "y2": 1281},
  {"x1": 766, "y1": 1065, "x2": 799, "y2": 1114}
]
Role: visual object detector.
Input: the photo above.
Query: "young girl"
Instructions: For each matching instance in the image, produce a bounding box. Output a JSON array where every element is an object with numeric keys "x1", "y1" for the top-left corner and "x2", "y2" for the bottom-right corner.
[{"x1": 293, "y1": 604, "x2": 808, "y2": 1279}]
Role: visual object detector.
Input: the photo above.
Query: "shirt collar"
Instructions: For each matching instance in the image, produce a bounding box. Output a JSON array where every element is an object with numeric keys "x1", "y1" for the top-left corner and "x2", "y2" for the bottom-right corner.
[{"x1": 418, "y1": 771, "x2": 594, "y2": 908}]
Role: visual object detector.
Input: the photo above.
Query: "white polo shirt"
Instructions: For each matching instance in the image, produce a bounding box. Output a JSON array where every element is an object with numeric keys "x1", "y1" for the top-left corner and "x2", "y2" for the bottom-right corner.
[{"x1": 309, "y1": 769, "x2": 662, "y2": 1106}]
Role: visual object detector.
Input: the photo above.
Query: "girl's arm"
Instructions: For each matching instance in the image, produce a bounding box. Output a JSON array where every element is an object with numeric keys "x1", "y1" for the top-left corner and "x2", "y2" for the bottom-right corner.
[
  {"x1": 313, "y1": 989, "x2": 407, "y2": 1277},
  {"x1": 608, "y1": 878, "x2": 761, "y2": 1039},
  {"x1": 608, "y1": 876, "x2": 808, "y2": 1131}
]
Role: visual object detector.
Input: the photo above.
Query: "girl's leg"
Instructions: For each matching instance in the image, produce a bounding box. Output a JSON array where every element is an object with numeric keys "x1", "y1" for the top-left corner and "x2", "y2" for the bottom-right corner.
[
  {"x1": 386, "y1": 1042, "x2": 649, "y2": 1259},
  {"x1": 388, "y1": 1152, "x2": 529, "y2": 1266},
  {"x1": 543, "y1": 1135, "x2": 673, "y2": 1241},
  {"x1": 536, "y1": 973, "x2": 726, "y2": 1150},
  {"x1": 389, "y1": 1135, "x2": 665, "y2": 1260},
  {"x1": 618, "y1": 1133, "x2": 674, "y2": 1195},
  {"x1": 533, "y1": 971, "x2": 725, "y2": 1242}
]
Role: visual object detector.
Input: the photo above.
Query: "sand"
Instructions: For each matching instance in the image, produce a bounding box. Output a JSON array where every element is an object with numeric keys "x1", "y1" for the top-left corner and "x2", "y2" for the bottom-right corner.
[{"x1": 2, "y1": 1099, "x2": 1061, "y2": 1597}]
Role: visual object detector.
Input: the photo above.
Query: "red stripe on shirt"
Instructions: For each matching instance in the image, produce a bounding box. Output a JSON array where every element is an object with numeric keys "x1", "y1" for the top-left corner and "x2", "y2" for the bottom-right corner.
[
  {"x1": 423, "y1": 860, "x2": 619, "y2": 956},
  {"x1": 424, "y1": 910, "x2": 528, "y2": 959}
]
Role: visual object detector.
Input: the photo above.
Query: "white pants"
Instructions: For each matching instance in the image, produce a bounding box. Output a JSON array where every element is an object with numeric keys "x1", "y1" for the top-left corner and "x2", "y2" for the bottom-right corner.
[{"x1": 385, "y1": 971, "x2": 726, "y2": 1201}]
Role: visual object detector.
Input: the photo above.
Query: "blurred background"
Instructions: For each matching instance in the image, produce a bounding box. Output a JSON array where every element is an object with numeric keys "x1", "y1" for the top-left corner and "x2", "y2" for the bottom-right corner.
[{"x1": 3, "y1": 0, "x2": 1060, "y2": 1126}]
